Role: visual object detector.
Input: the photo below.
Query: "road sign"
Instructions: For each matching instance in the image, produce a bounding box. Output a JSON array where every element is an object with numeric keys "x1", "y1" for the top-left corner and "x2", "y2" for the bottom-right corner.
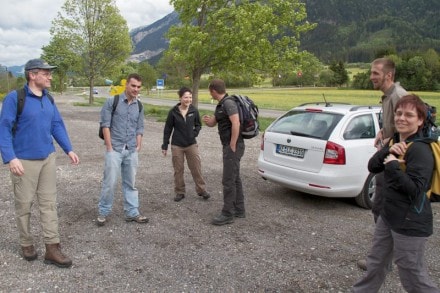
[{"x1": 156, "y1": 79, "x2": 165, "y2": 90}]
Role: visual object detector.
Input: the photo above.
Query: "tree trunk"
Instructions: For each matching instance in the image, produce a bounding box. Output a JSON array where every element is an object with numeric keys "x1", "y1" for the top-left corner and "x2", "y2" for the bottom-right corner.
[
  {"x1": 89, "y1": 78, "x2": 94, "y2": 105},
  {"x1": 191, "y1": 71, "x2": 203, "y2": 108}
]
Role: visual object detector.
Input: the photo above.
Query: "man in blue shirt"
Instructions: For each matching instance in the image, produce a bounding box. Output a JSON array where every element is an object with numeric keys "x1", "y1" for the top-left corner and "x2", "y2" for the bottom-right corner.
[
  {"x1": 97, "y1": 73, "x2": 148, "y2": 226},
  {"x1": 0, "y1": 58, "x2": 80, "y2": 268}
]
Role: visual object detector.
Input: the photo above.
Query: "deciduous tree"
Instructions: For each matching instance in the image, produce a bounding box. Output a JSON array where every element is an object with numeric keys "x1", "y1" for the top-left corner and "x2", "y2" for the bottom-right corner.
[
  {"x1": 49, "y1": 0, "x2": 132, "y2": 103},
  {"x1": 167, "y1": 0, "x2": 315, "y2": 106},
  {"x1": 329, "y1": 61, "x2": 349, "y2": 87},
  {"x1": 42, "y1": 35, "x2": 80, "y2": 93}
]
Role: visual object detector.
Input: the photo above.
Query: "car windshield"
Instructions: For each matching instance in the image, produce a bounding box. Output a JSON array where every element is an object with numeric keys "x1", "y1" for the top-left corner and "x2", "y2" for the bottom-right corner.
[{"x1": 268, "y1": 110, "x2": 343, "y2": 140}]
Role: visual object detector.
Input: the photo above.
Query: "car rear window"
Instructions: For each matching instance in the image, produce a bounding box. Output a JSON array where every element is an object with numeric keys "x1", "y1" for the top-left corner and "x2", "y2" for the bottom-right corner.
[{"x1": 268, "y1": 110, "x2": 342, "y2": 139}]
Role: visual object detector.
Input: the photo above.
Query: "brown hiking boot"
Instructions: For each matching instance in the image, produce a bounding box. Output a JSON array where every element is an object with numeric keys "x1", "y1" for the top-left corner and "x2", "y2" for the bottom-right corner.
[
  {"x1": 21, "y1": 245, "x2": 37, "y2": 261},
  {"x1": 44, "y1": 243, "x2": 72, "y2": 268}
]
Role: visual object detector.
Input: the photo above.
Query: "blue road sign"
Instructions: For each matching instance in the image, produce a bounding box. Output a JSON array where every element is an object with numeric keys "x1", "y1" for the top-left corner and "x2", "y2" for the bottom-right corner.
[{"x1": 157, "y1": 79, "x2": 165, "y2": 89}]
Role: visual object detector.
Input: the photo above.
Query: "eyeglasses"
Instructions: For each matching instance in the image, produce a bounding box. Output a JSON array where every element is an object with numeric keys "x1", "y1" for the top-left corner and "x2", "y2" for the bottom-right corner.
[{"x1": 31, "y1": 70, "x2": 52, "y2": 77}]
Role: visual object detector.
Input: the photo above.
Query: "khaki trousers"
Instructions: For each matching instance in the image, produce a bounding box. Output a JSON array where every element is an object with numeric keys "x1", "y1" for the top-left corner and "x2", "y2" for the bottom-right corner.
[
  {"x1": 11, "y1": 153, "x2": 59, "y2": 246},
  {"x1": 171, "y1": 144, "x2": 206, "y2": 195}
]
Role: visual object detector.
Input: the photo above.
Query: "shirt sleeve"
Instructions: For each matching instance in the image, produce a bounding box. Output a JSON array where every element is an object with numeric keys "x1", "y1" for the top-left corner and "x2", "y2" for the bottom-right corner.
[
  {"x1": 223, "y1": 98, "x2": 238, "y2": 116},
  {"x1": 51, "y1": 102, "x2": 73, "y2": 154},
  {"x1": 193, "y1": 108, "x2": 201, "y2": 137},
  {"x1": 100, "y1": 97, "x2": 114, "y2": 128},
  {"x1": 136, "y1": 100, "x2": 144, "y2": 136},
  {"x1": 162, "y1": 108, "x2": 174, "y2": 150},
  {"x1": 0, "y1": 91, "x2": 18, "y2": 163}
]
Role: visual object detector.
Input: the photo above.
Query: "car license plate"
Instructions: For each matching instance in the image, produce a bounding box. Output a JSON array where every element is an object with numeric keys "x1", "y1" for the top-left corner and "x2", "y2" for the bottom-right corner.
[{"x1": 276, "y1": 144, "x2": 305, "y2": 158}]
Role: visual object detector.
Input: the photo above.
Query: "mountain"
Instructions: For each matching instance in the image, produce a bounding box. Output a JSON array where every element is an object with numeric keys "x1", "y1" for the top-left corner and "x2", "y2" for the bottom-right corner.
[
  {"x1": 129, "y1": 11, "x2": 179, "y2": 64},
  {"x1": 130, "y1": 0, "x2": 440, "y2": 64},
  {"x1": 8, "y1": 65, "x2": 24, "y2": 77}
]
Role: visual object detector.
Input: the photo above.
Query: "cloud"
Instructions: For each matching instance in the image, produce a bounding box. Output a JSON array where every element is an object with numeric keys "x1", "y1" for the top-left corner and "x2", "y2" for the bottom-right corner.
[
  {"x1": 116, "y1": 0, "x2": 173, "y2": 29},
  {"x1": 0, "y1": 0, "x2": 173, "y2": 67}
]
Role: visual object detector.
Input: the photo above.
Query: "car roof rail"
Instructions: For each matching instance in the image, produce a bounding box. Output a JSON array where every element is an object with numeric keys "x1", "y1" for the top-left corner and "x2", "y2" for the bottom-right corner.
[
  {"x1": 298, "y1": 102, "x2": 351, "y2": 107},
  {"x1": 349, "y1": 105, "x2": 381, "y2": 111}
]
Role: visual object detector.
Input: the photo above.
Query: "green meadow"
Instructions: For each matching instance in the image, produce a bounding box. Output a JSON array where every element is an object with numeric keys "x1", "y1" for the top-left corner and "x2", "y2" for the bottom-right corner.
[
  {"x1": 154, "y1": 87, "x2": 440, "y2": 112},
  {"x1": 146, "y1": 88, "x2": 439, "y2": 131}
]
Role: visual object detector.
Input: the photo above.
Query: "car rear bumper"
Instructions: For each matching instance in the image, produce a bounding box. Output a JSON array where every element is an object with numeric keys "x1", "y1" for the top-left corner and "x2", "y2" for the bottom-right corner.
[{"x1": 257, "y1": 156, "x2": 365, "y2": 198}]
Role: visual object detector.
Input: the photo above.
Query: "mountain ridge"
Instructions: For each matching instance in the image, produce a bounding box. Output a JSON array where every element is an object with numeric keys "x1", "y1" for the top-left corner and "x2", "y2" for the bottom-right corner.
[
  {"x1": 129, "y1": 0, "x2": 439, "y2": 64},
  {"x1": 128, "y1": 11, "x2": 179, "y2": 63}
]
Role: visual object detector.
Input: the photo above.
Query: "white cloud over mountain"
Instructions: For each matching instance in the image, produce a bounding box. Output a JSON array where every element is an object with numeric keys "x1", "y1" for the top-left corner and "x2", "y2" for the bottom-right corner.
[{"x1": 0, "y1": 0, "x2": 173, "y2": 67}]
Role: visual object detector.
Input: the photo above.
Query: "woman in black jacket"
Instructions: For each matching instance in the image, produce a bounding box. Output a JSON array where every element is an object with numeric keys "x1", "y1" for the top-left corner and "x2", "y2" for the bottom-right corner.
[
  {"x1": 161, "y1": 87, "x2": 210, "y2": 202},
  {"x1": 353, "y1": 94, "x2": 439, "y2": 292}
]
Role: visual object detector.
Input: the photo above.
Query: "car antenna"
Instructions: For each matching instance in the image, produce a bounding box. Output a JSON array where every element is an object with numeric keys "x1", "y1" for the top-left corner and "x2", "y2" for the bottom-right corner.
[{"x1": 322, "y1": 94, "x2": 330, "y2": 106}]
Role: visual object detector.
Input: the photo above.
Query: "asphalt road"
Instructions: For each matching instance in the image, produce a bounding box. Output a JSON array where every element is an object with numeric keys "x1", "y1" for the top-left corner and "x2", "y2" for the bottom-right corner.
[
  {"x1": 141, "y1": 96, "x2": 287, "y2": 119},
  {"x1": 92, "y1": 85, "x2": 287, "y2": 119}
]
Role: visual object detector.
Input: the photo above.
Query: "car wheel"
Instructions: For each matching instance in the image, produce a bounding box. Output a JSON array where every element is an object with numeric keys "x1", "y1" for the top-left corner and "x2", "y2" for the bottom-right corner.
[{"x1": 355, "y1": 172, "x2": 376, "y2": 209}]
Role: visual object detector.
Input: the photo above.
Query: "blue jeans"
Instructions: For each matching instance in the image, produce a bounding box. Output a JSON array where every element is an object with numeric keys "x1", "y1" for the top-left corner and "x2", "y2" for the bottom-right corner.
[{"x1": 98, "y1": 149, "x2": 140, "y2": 218}]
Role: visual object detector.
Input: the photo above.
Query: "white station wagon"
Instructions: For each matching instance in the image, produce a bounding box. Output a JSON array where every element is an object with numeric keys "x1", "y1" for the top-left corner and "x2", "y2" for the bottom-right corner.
[{"x1": 257, "y1": 102, "x2": 382, "y2": 208}]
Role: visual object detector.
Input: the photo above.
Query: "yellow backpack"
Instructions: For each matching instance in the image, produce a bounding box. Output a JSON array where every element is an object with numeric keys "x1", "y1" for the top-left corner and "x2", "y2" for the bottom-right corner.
[{"x1": 391, "y1": 139, "x2": 440, "y2": 202}]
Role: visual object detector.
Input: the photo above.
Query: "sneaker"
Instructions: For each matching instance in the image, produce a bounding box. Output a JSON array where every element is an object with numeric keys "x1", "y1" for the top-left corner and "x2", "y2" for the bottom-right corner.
[
  {"x1": 211, "y1": 214, "x2": 234, "y2": 226},
  {"x1": 198, "y1": 191, "x2": 211, "y2": 200},
  {"x1": 97, "y1": 215, "x2": 106, "y2": 227},
  {"x1": 357, "y1": 259, "x2": 367, "y2": 271},
  {"x1": 174, "y1": 194, "x2": 185, "y2": 202},
  {"x1": 125, "y1": 215, "x2": 149, "y2": 223}
]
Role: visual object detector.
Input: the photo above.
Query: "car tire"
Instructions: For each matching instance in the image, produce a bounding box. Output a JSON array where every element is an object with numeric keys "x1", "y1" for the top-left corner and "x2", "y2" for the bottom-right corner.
[{"x1": 355, "y1": 172, "x2": 376, "y2": 209}]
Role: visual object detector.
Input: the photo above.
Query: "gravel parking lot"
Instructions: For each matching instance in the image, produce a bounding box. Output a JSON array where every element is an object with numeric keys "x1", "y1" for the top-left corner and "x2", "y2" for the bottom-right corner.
[{"x1": 0, "y1": 93, "x2": 439, "y2": 292}]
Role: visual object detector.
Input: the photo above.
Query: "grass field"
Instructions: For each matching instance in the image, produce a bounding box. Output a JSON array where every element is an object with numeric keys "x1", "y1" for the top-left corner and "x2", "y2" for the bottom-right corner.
[{"x1": 152, "y1": 87, "x2": 440, "y2": 111}]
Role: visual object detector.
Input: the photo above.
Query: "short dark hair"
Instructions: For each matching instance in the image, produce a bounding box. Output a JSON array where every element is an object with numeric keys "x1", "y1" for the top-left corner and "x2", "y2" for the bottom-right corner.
[
  {"x1": 127, "y1": 73, "x2": 142, "y2": 83},
  {"x1": 208, "y1": 79, "x2": 226, "y2": 94},
  {"x1": 395, "y1": 94, "x2": 427, "y2": 130},
  {"x1": 372, "y1": 58, "x2": 396, "y2": 79},
  {"x1": 178, "y1": 87, "x2": 192, "y2": 98}
]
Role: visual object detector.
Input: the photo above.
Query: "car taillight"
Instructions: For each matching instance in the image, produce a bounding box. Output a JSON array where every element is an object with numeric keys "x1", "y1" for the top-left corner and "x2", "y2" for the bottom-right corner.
[
  {"x1": 323, "y1": 141, "x2": 346, "y2": 165},
  {"x1": 260, "y1": 132, "x2": 265, "y2": 150},
  {"x1": 305, "y1": 108, "x2": 323, "y2": 112}
]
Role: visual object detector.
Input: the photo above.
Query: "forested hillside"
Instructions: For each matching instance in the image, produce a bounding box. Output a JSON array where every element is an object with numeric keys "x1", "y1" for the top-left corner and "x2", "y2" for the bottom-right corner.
[
  {"x1": 301, "y1": 0, "x2": 440, "y2": 62},
  {"x1": 130, "y1": 0, "x2": 439, "y2": 64}
]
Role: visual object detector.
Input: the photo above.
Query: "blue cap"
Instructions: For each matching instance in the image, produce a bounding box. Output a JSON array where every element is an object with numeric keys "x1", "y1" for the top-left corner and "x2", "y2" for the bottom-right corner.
[{"x1": 25, "y1": 59, "x2": 57, "y2": 71}]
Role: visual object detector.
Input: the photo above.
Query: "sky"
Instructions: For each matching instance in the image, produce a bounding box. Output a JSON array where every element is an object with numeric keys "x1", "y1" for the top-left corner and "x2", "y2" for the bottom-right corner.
[{"x1": 0, "y1": 0, "x2": 174, "y2": 67}]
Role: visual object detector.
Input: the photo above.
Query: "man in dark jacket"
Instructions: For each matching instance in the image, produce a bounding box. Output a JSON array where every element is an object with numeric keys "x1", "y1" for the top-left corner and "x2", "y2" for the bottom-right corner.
[{"x1": 203, "y1": 79, "x2": 246, "y2": 225}]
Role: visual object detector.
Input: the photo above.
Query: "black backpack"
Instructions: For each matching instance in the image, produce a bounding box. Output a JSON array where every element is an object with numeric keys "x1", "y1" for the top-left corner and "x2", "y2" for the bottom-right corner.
[
  {"x1": 224, "y1": 94, "x2": 259, "y2": 139},
  {"x1": 98, "y1": 95, "x2": 143, "y2": 140},
  {"x1": 422, "y1": 102, "x2": 439, "y2": 137},
  {"x1": 13, "y1": 87, "x2": 54, "y2": 135}
]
